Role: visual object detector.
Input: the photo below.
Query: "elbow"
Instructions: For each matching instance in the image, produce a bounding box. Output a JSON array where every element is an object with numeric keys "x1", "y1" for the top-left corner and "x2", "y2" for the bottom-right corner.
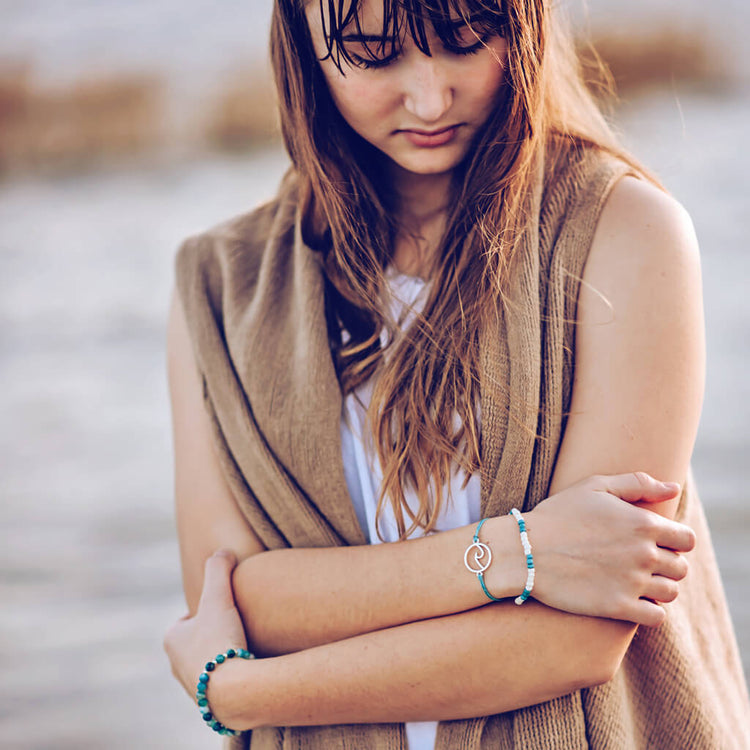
[
  {"x1": 583, "y1": 654, "x2": 620, "y2": 689},
  {"x1": 555, "y1": 658, "x2": 614, "y2": 699},
  {"x1": 575, "y1": 621, "x2": 635, "y2": 690},
  {"x1": 232, "y1": 554, "x2": 284, "y2": 658},
  {"x1": 233, "y1": 558, "x2": 262, "y2": 636}
]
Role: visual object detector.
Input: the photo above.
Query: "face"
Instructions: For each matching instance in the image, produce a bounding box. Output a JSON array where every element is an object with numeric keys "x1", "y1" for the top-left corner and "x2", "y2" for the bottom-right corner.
[{"x1": 305, "y1": 0, "x2": 509, "y2": 181}]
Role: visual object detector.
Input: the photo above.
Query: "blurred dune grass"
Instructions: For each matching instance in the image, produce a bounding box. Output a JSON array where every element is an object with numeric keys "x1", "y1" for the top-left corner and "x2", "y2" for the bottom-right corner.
[
  {"x1": 0, "y1": 65, "x2": 164, "y2": 173},
  {"x1": 0, "y1": 25, "x2": 731, "y2": 175},
  {"x1": 204, "y1": 71, "x2": 279, "y2": 151},
  {"x1": 579, "y1": 28, "x2": 729, "y2": 96}
]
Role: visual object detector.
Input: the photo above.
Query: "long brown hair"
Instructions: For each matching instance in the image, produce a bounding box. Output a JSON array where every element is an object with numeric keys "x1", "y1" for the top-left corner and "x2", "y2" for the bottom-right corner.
[{"x1": 270, "y1": 0, "x2": 641, "y2": 540}]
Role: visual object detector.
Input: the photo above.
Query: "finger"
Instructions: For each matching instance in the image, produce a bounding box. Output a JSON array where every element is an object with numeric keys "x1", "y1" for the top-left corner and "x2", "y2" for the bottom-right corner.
[
  {"x1": 654, "y1": 521, "x2": 696, "y2": 553},
  {"x1": 198, "y1": 549, "x2": 238, "y2": 611},
  {"x1": 600, "y1": 472, "x2": 681, "y2": 504},
  {"x1": 626, "y1": 598, "x2": 667, "y2": 628},
  {"x1": 653, "y1": 549, "x2": 689, "y2": 581},
  {"x1": 642, "y1": 575, "x2": 680, "y2": 604}
]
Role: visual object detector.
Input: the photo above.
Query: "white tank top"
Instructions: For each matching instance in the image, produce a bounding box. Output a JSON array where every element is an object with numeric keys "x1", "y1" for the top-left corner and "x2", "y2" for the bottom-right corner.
[{"x1": 339, "y1": 269, "x2": 481, "y2": 750}]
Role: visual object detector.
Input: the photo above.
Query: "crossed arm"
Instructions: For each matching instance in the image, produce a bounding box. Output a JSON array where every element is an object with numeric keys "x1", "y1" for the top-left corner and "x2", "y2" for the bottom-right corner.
[{"x1": 165, "y1": 177, "x2": 704, "y2": 729}]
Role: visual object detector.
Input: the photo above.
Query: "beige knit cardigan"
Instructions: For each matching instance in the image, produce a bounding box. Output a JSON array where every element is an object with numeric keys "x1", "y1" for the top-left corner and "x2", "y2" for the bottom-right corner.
[{"x1": 175, "y1": 144, "x2": 750, "y2": 749}]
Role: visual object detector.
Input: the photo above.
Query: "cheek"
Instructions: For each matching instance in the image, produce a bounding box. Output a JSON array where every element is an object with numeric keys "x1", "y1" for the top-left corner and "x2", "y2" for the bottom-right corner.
[
  {"x1": 326, "y1": 74, "x2": 396, "y2": 126},
  {"x1": 467, "y1": 47, "x2": 508, "y2": 109}
]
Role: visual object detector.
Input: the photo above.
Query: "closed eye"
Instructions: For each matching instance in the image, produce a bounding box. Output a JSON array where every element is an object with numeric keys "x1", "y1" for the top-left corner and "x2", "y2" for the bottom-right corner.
[
  {"x1": 339, "y1": 23, "x2": 497, "y2": 70},
  {"x1": 349, "y1": 51, "x2": 400, "y2": 69},
  {"x1": 341, "y1": 38, "x2": 399, "y2": 70},
  {"x1": 443, "y1": 37, "x2": 489, "y2": 56},
  {"x1": 443, "y1": 26, "x2": 495, "y2": 55}
]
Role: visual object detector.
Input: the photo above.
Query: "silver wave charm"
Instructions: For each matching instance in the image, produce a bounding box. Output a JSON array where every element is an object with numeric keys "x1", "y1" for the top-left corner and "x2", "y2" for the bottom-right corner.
[{"x1": 464, "y1": 541, "x2": 492, "y2": 574}]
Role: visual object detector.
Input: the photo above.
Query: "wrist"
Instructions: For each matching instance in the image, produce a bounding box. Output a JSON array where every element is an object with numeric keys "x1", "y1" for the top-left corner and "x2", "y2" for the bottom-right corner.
[
  {"x1": 469, "y1": 515, "x2": 528, "y2": 601},
  {"x1": 196, "y1": 649, "x2": 261, "y2": 733},
  {"x1": 208, "y1": 652, "x2": 264, "y2": 731}
]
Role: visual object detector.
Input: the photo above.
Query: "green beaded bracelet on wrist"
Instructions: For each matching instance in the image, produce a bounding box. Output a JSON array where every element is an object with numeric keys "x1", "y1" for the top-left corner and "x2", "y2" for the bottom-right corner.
[{"x1": 196, "y1": 648, "x2": 255, "y2": 736}]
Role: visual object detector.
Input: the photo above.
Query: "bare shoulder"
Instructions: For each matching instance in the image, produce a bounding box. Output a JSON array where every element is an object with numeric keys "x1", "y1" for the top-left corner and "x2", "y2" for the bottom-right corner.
[
  {"x1": 579, "y1": 174, "x2": 704, "y2": 341},
  {"x1": 584, "y1": 175, "x2": 701, "y2": 310},
  {"x1": 548, "y1": 175, "x2": 705, "y2": 508}
]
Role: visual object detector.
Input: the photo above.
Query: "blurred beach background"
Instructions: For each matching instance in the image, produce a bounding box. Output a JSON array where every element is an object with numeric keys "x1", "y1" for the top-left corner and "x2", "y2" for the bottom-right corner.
[{"x1": 1, "y1": 1, "x2": 748, "y2": 747}]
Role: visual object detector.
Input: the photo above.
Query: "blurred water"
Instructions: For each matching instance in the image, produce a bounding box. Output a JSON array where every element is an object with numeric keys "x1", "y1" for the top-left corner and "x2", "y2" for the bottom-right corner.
[
  {"x1": 1, "y1": 84, "x2": 748, "y2": 746},
  {"x1": 0, "y1": 149, "x2": 292, "y2": 749}
]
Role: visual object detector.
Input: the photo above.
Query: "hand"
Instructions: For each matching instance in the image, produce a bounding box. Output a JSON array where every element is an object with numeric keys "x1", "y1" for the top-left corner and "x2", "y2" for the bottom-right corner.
[
  {"x1": 164, "y1": 550, "x2": 249, "y2": 700},
  {"x1": 528, "y1": 472, "x2": 696, "y2": 626}
]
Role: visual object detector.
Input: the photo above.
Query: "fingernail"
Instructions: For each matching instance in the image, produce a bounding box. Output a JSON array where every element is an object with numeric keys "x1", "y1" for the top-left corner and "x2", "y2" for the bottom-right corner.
[
  {"x1": 213, "y1": 549, "x2": 232, "y2": 558},
  {"x1": 662, "y1": 482, "x2": 681, "y2": 492}
]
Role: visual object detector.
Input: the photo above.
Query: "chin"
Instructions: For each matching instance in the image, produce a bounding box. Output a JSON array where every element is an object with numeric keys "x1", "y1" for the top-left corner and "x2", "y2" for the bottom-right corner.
[{"x1": 392, "y1": 152, "x2": 464, "y2": 177}]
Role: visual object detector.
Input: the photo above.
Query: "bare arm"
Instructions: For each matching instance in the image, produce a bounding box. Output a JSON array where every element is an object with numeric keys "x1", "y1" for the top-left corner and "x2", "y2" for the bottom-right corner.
[
  {"x1": 215, "y1": 597, "x2": 632, "y2": 729},
  {"x1": 167, "y1": 290, "x2": 266, "y2": 614},
  {"x1": 166, "y1": 176, "x2": 705, "y2": 727}
]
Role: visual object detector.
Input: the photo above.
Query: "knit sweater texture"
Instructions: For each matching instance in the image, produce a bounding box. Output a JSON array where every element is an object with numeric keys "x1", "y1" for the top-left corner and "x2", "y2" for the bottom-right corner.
[{"x1": 175, "y1": 142, "x2": 750, "y2": 749}]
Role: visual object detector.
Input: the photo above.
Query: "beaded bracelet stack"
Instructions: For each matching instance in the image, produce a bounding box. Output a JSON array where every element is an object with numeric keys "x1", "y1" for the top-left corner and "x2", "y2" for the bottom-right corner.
[
  {"x1": 463, "y1": 510, "x2": 535, "y2": 605},
  {"x1": 509, "y1": 508, "x2": 535, "y2": 605},
  {"x1": 196, "y1": 648, "x2": 255, "y2": 736}
]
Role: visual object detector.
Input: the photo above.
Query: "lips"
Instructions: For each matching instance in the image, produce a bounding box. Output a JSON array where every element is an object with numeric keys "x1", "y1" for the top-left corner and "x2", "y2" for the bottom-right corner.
[{"x1": 399, "y1": 125, "x2": 461, "y2": 148}]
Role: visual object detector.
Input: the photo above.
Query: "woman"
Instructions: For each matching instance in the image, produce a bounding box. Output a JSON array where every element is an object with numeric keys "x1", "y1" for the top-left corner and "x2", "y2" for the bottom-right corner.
[{"x1": 164, "y1": 0, "x2": 750, "y2": 747}]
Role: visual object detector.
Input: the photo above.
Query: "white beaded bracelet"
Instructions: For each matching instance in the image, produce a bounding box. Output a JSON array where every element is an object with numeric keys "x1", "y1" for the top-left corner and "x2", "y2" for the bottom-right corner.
[{"x1": 509, "y1": 508, "x2": 535, "y2": 605}]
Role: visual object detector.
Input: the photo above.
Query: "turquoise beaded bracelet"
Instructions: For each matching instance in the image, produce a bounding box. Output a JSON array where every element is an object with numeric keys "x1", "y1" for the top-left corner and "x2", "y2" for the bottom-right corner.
[
  {"x1": 509, "y1": 508, "x2": 535, "y2": 605},
  {"x1": 464, "y1": 517, "x2": 502, "y2": 602},
  {"x1": 196, "y1": 648, "x2": 255, "y2": 736}
]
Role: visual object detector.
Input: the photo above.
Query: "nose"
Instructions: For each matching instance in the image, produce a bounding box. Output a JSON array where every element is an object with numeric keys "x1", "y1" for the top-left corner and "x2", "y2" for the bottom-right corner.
[{"x1": 401, "y1": 53, "x2": 454, "y2": 124}]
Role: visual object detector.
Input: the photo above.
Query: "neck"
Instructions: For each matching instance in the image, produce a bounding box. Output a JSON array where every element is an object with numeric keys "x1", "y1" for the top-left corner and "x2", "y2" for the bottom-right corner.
[
  {"x1": 390, "y1": 165, "x2": 453, "y2": 226},
  {"x1": 388, "y1": 166, "x2": 453, "y2": 278}
]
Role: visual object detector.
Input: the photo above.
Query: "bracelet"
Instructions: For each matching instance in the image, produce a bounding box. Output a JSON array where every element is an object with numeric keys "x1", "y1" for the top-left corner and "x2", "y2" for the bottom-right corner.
[
  {"x1": 464, "y1": 518, "x2": 502, "y2": 602},
  {"x1": 196, "y1": 648, "x2": 256, "y2": 736},
  {"x1": 509, "y1": 508, "x2": 534, "y2": 605}
]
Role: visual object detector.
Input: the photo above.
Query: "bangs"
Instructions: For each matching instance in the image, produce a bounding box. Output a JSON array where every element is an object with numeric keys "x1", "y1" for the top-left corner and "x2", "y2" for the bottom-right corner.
[{"x1": 314, "y1": 0, "x2": 507, "y2": 71}]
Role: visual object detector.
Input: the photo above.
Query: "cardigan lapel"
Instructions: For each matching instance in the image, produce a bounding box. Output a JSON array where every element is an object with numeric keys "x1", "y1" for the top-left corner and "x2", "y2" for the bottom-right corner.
[
  {"x1": 479, "y1": 155, "x2": 545, "y2": 519},
  {"x1": 286, "y1": 214, "x2": 369, "y2": 545},
  {"x1": 241, "y1": 200, "x2": 367, "y2": 547}
]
